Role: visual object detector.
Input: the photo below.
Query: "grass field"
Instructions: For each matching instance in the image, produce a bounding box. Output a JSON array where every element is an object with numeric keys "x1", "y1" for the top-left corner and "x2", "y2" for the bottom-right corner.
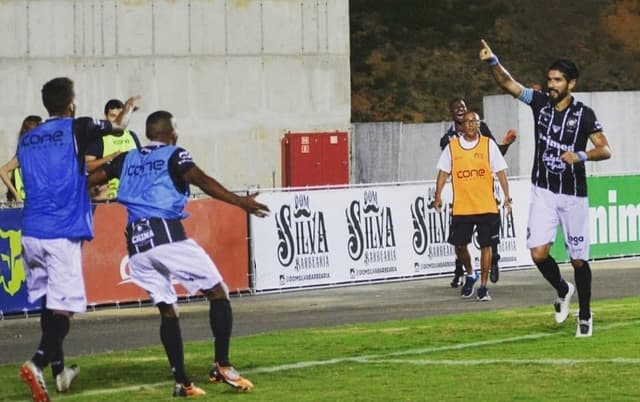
[{"x1": 3, "y1": 296, "x2": 639, "y2": 401}]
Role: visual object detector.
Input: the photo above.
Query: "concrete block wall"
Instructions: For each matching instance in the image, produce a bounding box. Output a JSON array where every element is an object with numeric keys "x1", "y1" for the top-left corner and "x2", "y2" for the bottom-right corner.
[{"x1": 0, "y1": 0, "x2": 351, "y2": 193}]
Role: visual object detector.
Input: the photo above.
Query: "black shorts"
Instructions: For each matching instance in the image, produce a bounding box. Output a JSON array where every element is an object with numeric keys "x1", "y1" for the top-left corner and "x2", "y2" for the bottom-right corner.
[{"x1": 448, "y1": 213, "x2": 500, "y2": 247}]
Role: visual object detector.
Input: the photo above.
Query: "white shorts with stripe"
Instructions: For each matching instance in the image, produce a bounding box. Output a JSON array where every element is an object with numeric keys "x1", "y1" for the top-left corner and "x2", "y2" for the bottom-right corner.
[
  {"x1": 527, "y1": 186, "x2": 590, "y2": 260},
  {"x1": 128, "y1": 239, "x2": 222, "y2": 305},
  {"x1": 21, "y1": 236, "x2": 87, "y2": 313}
]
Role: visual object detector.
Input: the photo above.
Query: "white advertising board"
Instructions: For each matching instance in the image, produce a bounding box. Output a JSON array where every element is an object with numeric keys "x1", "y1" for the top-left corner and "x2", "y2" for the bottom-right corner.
[{"x1": 250, "y1": 179, "x2": 533, "y2": 292}]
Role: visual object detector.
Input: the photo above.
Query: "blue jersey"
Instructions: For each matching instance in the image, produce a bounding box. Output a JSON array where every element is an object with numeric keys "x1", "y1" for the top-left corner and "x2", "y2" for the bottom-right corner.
[
  {"x1": 117, "y1": 145, "x2": 190, "y2": 223},
  {"x1": 17, "y1": 117, "x2": 109, "y2": 239}
]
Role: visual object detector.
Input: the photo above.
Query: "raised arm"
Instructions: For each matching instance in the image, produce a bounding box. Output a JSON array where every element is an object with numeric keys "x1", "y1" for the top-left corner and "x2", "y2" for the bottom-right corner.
[
  {"x1": 111, "y1": 96, "x2": 141, "y2": 132},
  {"x1": 479, "y1": 39, "x2": 524, "y2": 98},
  {"x1": 183, "y1": 165, "x2": 270, "y2": 217},
  {"x1": 0, "y1": 157, "x2": 22, "y2": 202}
]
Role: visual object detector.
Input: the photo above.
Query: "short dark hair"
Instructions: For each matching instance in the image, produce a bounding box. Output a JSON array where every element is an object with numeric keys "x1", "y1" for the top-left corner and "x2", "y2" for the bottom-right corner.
[
  {"x1": 41, "y1": 77, "x2": 74, "y2": 115},
  {"x1": 548, "y1": 59, "x2": 579, "y2": 81},
  {"x1": 448, "y1": 98, "x2": 465, "y2": 110},
  {"x1": 146, "y1": 110, "x2": 174, "y2": 140},
  {"x1": 104, "y1": 99, "x2": 124, "y2": 115}
]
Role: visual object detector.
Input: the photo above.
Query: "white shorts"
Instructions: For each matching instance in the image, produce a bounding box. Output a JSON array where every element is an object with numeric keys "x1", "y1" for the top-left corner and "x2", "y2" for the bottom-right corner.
[
  {"x1": 21, "y1": 236, "x2": 87, "y2": 313},
  {"x1": 128, "y1": 239, "x2": 222, "y2": 305},
  {"x1": 527, "y1": 186, "x2": 590, "y2": 260}
]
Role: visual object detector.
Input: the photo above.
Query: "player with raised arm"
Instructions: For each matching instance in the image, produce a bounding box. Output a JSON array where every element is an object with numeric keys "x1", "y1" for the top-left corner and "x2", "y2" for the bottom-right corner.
[{"x1": 479, "y1": 39, "x2": 611, "y2": 337}]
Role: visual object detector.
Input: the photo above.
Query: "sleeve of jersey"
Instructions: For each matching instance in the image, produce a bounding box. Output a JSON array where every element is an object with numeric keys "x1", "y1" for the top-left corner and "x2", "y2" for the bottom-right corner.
[
  {"x1": 170, "y1": 147, "x2": 196, "y2": 176},
  {"x1": 435, "y1": 147, "x2": 452, "y2": 173},
  {"x1": 489, "y1": 141, "x2": 508, "y2": 173},
  {"x1": 581, "y1": 107, "x2": 604, "y2": 135},
  {"x1": 74, "y1": 117, "x2": 111, "y2": 156},
  {"x1": 439, "y1": 133, "x2": 450, "y2": 151}
]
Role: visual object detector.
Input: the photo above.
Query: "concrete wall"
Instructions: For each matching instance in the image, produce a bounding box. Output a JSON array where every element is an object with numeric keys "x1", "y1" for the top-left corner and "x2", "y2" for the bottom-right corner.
[{"x1": 0, "y1": 0, "x2": 351, "y2": 193}]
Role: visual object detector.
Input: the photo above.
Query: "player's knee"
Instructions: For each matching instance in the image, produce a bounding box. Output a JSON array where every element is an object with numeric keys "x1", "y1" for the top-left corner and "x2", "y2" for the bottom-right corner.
[
  {"x1": 157, "y1": 302, "x2": 177, "y2": 318},
  {"x1": 570, "y1": 259, "x2": 586, "y2": 269},
  {"x1": 203, "y1": 282, "x2": 229, "y2": 301},
  {"x1": 530, "y1": 248, "x2": 550, "y2": 263}
]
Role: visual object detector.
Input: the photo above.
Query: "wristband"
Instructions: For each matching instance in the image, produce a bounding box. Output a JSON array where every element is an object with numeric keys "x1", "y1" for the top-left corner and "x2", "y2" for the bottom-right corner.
[
  {"x1": 486, "y1": 55, "x2": 499, "y2": 66},
  {"x1": 577, "y1": 151, "x2": 588, "y2": 162}
]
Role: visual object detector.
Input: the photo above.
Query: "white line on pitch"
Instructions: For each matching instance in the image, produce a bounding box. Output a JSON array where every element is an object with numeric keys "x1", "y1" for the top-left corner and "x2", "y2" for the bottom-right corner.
[{"x1": 52, "y1": 319, "x2": 640, "y2": 400}]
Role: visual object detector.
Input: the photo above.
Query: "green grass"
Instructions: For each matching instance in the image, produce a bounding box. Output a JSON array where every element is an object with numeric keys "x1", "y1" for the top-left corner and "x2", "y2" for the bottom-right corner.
[{"x1": 4, "y1": 297, "x2": 640, "y2": 401}]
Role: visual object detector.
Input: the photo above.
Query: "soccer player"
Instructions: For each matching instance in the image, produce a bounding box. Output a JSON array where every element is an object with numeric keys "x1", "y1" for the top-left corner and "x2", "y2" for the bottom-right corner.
[
  {"x1": 18, "y1": 77, "x2": 139, "y2": 401},
  {"x1": 479, "y1": 39, "x2": 612, "y2": 336},
  {"x1": 434, "y1": 111, "x2": 512, "y2": 301},
  {"x1": 88, "y1": 110, "x2": 270, "y2": 397},
  {"x1": 439, "y1": 98, "x2": 516, "y2": 287}
]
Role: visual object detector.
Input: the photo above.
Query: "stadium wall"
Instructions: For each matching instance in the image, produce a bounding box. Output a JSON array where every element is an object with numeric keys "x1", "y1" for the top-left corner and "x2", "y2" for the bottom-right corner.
[{"x1": 0, "y1": 0, "x2": 351, "y2": 191}]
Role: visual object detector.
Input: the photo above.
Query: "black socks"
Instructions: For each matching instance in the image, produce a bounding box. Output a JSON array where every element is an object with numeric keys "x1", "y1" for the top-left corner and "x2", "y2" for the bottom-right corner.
[
  {"x1": 160, "y1": 316, "x2": 188, "y2": 384},
  {"x1": 33, "y1": 311, "x2": 69, "y2": 377},
  {"x1": 209, "y1": 299, "x2": 233, "y2": 366},
  {"x1": 574, "y1": 261, "x2": 592, "y2": 320},
  {"x1": 535, "y1": 256, "x2": 569, "y2": 297}
]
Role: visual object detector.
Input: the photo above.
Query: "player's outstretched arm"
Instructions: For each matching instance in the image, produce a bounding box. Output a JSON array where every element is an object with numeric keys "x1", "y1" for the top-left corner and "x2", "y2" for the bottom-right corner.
[
  {"x1": 111, "y1": 96, "x2": 141, "y2": 132},
  {"x1": 184, "y1": 166, "x2": 270, "y2": 217},
  {"x1": 479, "y1": 39, "x2": 524, "y2": 98}
]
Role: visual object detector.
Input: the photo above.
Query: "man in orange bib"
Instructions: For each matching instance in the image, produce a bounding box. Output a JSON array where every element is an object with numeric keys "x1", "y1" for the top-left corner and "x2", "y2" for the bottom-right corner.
[{"x1": 434, "y1": 111, "x2": 512, "y2": 301}]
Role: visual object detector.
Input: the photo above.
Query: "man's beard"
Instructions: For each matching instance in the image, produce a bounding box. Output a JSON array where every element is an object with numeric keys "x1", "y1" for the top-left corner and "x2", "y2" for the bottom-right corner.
[{"x1": 549, "y1": 89, "x2": 569, "y2": 105}]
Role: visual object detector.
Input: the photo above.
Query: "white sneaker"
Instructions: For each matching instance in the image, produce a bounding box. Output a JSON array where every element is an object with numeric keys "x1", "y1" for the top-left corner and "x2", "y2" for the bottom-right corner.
[
  {"x1": 576, "y1": 313, "x2": 593, "y2": 338},
  {"x1": 553, "y1": 281, "x2": 575, "y2": 324},
  {"x1": 56, "y1": 365, "x2": 80, "y2": 393}
]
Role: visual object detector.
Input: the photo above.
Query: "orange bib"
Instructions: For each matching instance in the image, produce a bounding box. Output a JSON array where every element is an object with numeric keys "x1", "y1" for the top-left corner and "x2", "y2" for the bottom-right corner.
[{"x1": 449, "y1": 136, "x2": 497, "y2": 216}]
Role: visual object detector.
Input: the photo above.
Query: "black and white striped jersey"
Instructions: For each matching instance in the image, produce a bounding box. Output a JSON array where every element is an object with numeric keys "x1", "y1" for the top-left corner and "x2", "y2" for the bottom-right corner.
[{"x1": 523, "y1": 91, "x2": 602, "y2": 197}]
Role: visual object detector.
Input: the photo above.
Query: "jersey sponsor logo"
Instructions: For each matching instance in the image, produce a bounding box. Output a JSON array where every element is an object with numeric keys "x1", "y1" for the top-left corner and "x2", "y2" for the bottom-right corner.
[
  {"x1": 20, "y1": 130, "x2": 64, "y2": 147},
  {"x1": 177, "y1": 150, "x2": 193, "y2": 166},
  {"x1": 542, "y1": 149, "x2": 566, "y2": 174},
  {"x1": 130, "y1": 220, "x2": 154, "y2": 246},
  {"x1": 125, "y1": 160, "x2": 165, "y2": 176},
  {"x1": 455, "y1": 168, "x2": 486, "y2": 179}
]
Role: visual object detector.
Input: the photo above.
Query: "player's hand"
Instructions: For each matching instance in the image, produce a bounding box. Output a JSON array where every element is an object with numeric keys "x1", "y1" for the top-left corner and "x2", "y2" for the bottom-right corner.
[
  {"x1": 503, "y1": 198, "x2": 512, "y2": 215},
  {"x1": 560, "y1": 151, "x2": 581, "y2": 164},
  {"x1": 502, "y1": 129, "x2": 517, "y2": 145},
  {"x1": 479, "y1": 39, "x2": 494, "y2": 62},
  {"x1": 432, "y1": 197, "x2": 443, "y2": 211},
  {"x1": 124, "y1": 95, "x2": 141, "y2": 112},
  {"x1": 244, "y1": 192, "x2": 270, "y2": 218}
]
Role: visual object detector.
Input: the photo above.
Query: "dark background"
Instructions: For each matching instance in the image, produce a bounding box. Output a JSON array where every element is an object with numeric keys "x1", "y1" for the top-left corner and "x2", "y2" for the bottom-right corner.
[{"x1": 350, "y1": 0, "x2": 640, "y2": 122}]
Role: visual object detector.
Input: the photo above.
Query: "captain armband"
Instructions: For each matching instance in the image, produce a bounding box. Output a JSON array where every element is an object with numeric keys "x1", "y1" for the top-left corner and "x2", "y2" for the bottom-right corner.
[{"x1": 577, "y1": 151, "x2": 588, "y2": 162}]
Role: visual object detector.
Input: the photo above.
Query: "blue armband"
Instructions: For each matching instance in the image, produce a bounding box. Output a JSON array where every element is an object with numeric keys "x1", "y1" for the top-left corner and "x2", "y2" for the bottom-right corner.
[
  {"x1": 486, "y1": 55, "x2": 499, "y2": 66},
  {"x1": 577, "y1": 151, "x2": 588, "y2": 162}
]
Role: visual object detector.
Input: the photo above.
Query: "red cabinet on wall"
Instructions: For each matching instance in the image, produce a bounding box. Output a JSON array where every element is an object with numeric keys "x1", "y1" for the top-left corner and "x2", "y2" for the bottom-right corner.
[{"x1": 281, "y1": 131, "x2": 349, "y2": 187}]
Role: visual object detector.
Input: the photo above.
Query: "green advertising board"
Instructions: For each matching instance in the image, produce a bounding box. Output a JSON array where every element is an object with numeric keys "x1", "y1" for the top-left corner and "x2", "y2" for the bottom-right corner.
[{"x1": 550, "y1": 174, "x2": 640, "y2": 261}]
